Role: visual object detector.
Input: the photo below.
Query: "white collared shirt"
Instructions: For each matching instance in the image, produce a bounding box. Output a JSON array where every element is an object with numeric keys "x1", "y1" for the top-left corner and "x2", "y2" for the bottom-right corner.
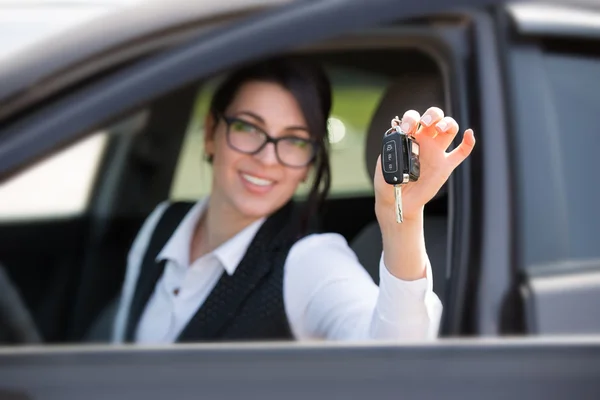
[{"x1": 112, "y1": 198, "x2": 442, "y2": 343}]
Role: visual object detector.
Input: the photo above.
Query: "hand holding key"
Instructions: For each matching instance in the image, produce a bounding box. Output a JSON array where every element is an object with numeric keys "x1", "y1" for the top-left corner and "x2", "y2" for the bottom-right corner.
[
  {"x1": 373, "y1": 107, "x2": 475, "y2": 281},
  {"x1": 374, "y1": 107, "x2": 475, "y2": 225}
]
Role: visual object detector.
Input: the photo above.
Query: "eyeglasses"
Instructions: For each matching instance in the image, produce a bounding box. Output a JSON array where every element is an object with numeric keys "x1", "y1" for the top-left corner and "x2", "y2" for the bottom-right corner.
[{"x1": 219, "y1": 114, "x2": 318, "y2": 168}]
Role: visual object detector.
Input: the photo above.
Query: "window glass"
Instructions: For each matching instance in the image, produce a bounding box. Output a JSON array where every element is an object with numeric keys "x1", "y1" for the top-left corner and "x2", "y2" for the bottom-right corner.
[
  {"x1": 170, "y1": 67, "x2": 388, "y2": 201},
  {"x1": 0, "y1": 132, "x2": 108, "y2": 221},
  {"x1": 543, "y1": 49, "x2": 600, "y2": 259}
]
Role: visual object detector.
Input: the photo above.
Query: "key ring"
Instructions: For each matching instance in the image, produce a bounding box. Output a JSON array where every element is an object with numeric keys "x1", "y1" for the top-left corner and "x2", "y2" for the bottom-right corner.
[
  {"x1": 387, "y1": 115, "x2": 418, "y2": 139},
  {"x1": 385, "y1": 116, "x2": 403, "y2": 136}
]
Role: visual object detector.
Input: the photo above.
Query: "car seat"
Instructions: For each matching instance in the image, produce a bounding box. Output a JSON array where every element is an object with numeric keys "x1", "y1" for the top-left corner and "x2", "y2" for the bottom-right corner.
[{"x1": 0, "y1": 263, "x2": 42, "y2": 344}]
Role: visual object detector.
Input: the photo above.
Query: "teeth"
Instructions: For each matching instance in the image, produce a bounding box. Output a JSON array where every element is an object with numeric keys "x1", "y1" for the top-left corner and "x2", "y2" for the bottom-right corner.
[{"x1": 242, "y1": 173, "x2": 273, "y2": 187}]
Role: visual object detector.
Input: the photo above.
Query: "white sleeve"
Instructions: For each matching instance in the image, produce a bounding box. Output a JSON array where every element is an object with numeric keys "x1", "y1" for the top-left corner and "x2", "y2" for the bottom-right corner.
[
  {"x1": 283, "y1": 233, "x2": 442, "y2": 341},
  {"x1": 111, "y1": 201, "x2": 170, "y2": 343}
]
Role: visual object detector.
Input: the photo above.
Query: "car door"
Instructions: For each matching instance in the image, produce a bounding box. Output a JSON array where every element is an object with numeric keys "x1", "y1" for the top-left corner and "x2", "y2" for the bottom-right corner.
[
  {"x1": 1, "y1": 338, "x2": 600, "y2": 400},
  {"x1": 498, "y1": 4, "x2": 600, "y2": 335},
  {"x1": 1, "y1": 0, "x2": 600, "y2": 398}
]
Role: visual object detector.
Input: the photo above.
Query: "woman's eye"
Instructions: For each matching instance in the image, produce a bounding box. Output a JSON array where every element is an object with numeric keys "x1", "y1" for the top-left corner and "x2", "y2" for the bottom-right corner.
[
  {"x1": 289, "y1": 139, "x2": 309, "y2": 149},
  {"x1": 231, "y1": 120, "x2": 257, "y2": 133}
]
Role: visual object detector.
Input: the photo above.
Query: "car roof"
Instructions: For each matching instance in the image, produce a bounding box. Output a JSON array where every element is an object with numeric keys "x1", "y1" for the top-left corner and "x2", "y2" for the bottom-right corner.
[
  {"x1": 0, "y1": 1, "x2": 124, "y2": 60},
  {"x1": 1, "y1": 0, "x2": 598, "y2": 121},
  {"x1": 0, "y1": 0, "x2": 290, "y2": 118}
]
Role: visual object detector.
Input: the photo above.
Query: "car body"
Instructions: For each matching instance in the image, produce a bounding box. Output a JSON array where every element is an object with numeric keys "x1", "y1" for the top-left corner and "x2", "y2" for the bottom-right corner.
[{"x1": 1, "y1": 0, "x2": 600, "y2": 398}]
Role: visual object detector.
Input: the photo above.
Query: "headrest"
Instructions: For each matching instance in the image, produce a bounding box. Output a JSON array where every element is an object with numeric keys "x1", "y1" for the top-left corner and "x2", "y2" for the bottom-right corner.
[{"x1": 365, "y1": 73, "x2": 447, "y2": 198}]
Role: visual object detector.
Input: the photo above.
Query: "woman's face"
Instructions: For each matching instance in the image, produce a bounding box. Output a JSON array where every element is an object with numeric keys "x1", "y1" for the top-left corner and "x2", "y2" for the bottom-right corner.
[{"x1": 205, "y1": 81, "x2": 312, "y2": 220}]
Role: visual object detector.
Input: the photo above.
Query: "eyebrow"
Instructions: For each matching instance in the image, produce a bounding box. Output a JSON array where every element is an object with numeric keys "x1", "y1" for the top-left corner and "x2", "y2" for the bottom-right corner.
[{"x1": 234, "y1": 110, "x2": 309, "y2": 132}]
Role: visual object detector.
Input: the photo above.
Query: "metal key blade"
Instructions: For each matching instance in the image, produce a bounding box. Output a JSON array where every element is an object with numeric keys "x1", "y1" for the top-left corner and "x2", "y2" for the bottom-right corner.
[{"x1": 394, "y1": 184, "x2": 403, "y2": 223}]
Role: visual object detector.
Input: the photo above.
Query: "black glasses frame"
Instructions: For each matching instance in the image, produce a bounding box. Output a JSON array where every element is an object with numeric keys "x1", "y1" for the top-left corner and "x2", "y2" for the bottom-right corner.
[{"x1": 219, "y1": 114, "x2": 318, "y2": 168}]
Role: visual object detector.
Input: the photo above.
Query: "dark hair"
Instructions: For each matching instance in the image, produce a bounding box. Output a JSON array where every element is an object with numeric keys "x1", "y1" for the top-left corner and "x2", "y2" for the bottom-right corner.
[{"x1": 208, "y1": 56, "x2": 332, "y2": 228}]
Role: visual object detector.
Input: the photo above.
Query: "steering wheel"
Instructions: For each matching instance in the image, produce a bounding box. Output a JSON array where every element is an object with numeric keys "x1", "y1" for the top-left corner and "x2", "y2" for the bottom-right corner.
[{"x1": 0, "y1": 264, "x2": 42, "y2": 344}]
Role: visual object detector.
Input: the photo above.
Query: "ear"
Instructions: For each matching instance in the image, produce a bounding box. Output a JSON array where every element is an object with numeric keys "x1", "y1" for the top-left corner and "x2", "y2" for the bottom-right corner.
[{"x1": 204, "y1": 112, "x2": 217, "y2": 157}]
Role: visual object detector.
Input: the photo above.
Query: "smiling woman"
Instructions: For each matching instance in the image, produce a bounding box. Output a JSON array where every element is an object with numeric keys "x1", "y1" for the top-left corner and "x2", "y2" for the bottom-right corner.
[{"x1": 203, "y1": 62, "x2": 331, "y2": 224}]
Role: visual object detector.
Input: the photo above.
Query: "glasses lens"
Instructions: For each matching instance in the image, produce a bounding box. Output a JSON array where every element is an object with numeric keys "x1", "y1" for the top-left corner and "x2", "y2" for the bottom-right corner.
[
  {"x1": 227, "y1": 119, "x2": 266, "y2": 153},
  {"x1": 277, "y1": 137, "x2": 315, "y2": 167}
]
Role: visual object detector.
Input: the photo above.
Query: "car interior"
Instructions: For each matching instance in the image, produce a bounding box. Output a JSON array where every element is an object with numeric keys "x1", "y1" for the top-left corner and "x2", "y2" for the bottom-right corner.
[{"x1": 0, "y1": 47, "x2": 451, "y2": 345}]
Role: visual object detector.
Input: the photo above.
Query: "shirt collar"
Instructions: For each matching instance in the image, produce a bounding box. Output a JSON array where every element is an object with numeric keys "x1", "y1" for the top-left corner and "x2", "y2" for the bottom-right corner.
[
  {"x1": 156, "y1": 198, "x2": 208, "y2": 268},
  {"x1": 155, "y1": 197, "x2": 267, "y2": 276},
  {"x1": 213, "y1": 217, "x2": 266, "y2": 275}
]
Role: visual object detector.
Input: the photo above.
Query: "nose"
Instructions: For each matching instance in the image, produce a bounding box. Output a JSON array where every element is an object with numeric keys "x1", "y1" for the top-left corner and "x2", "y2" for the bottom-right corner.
[{"x1": 255, "y1": 142, "x2": 279, "y2": 166}]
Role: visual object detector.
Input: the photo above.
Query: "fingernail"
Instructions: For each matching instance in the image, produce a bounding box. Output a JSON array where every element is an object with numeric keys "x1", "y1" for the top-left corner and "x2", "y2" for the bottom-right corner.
[
  {"x1": 421, "y1": 114, "x2": 432, "y2": 126},
  {"x1": 401, "y1": 122, "x2": 410, "y2": 132},
  {"x1": 436, "y1": 121, "x2": 447, "y2": 132}
]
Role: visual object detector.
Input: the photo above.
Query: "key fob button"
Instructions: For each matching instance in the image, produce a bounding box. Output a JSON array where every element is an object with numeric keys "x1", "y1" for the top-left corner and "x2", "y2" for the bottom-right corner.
[{"x1": 383, "y1": 139, "x2": 398, "y2": 173}]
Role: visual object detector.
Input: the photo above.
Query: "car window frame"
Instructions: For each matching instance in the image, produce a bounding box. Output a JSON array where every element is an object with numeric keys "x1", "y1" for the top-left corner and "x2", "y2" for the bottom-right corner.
[
  {"x1": 0, "y1": 0, "x2": 523, "y2": 344},
  {"x1": 0, "y1": 0, "x2": 525, "y2": 183}
]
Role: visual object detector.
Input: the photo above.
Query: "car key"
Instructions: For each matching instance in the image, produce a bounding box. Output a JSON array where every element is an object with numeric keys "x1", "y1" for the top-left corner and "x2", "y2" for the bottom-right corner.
[
  {"x1": 381, "y1": 122, "x2": 406, "y2": 223},
  {"x1": 381, "y1": 116, "x2": 421, "y2": 223}
]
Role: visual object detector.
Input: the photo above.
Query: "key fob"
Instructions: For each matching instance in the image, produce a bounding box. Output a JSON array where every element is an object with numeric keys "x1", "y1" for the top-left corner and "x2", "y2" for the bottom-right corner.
[
  {"x1": 382, "y1": 129, "x2": 406, "y2": 185},
  {"x1": 381, "y1": 118, "x2": 420, "y2": 224}
]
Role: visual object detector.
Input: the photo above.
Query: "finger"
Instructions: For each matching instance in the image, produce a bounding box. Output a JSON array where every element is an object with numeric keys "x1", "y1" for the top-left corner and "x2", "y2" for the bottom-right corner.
[
  {"x1": 418, "y1": 107, "x2": 444, "y2": 137},
  {"x1": 448, "y1": 129, "x2": 476, "y2": 168},
  {"x1": 374, "y1": 154, "x2": 382, "y2": 174},
  {"x1": 434, "y1": 116, "x2": 459, "y2": 150},
  {"x1": 399, "y1": 110, "x2": 421, "y2": 135}
]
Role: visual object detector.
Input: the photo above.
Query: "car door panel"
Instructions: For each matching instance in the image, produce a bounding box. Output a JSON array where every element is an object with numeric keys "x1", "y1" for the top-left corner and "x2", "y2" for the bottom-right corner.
[
  {"x1": 524, "y1": 266, "x2": 600, "y2": 334},
  {"x1": 502, "y1": 6, "x2": 600, "y2": 334},
  {"x1": 1, "y1": 339, "x2": 599, "y2": 399}
]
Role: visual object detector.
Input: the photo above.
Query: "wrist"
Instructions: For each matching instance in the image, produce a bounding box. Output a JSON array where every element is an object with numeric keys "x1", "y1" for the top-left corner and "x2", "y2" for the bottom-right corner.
[{"x1": 378, "y1": 210, "x2": 428, "y2": 281}]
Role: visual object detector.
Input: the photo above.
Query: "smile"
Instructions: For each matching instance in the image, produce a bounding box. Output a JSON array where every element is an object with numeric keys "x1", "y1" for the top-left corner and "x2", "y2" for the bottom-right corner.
[{"x1": 241, "y1": 173, "x2": 275, "y2": 187}]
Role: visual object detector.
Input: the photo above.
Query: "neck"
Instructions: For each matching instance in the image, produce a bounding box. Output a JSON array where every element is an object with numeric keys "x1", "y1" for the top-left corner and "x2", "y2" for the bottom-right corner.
[{"x1": 190, "y1": 195, "x2": 259, "y2": 264}]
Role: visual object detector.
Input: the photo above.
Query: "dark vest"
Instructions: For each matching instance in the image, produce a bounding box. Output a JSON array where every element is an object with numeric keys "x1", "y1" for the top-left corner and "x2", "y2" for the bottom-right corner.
[{"x1": 124, "y1": 201, "x2": 306, "y2": 343}]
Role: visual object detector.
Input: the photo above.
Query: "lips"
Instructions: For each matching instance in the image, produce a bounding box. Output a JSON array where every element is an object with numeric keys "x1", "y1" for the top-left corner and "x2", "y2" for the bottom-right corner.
[
  {"x1": 239, "y1": 172, "x2": 276, "y2": 194},
  {"x1": 241, "y1": 173, "x2": 274, "y2": 186}
]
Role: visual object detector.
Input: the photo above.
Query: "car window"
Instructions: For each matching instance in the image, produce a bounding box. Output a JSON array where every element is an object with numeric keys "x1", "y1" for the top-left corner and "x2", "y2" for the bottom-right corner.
[
  {"x1": 170, "y1": 67, "x2": 388, "y2": 201},
  {"x1": 0, "y1": 110, "x2": 148, "y2": 222},
  {"x1": 0, "y1": 132, "x2": 108, "y2": 221},
  {"x1": 543, "y1": 48, "x2": 600, "y2": 259}
]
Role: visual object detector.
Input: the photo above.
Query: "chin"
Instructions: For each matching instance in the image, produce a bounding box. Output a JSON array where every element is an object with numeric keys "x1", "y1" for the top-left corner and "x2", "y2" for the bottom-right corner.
[{"x1": 232, "y1": 198, "x2": 279, "y2": 220}]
